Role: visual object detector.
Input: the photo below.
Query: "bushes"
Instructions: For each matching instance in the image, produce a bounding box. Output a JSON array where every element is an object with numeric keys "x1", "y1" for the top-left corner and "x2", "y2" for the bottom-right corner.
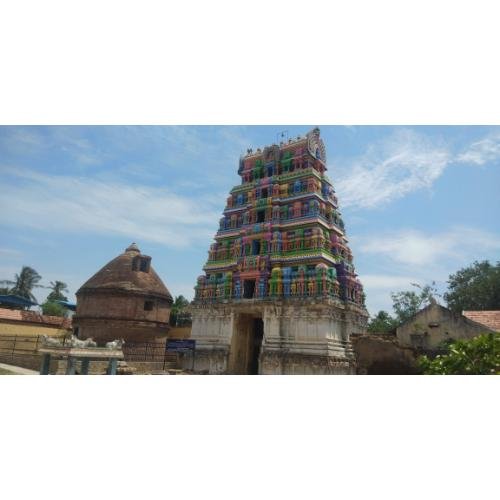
[{"x1": 418, "y1": 333, "x2": 499, "y2": 375}]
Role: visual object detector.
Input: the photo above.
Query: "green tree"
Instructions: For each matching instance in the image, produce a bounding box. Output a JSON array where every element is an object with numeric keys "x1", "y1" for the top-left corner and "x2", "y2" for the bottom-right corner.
[
  {"x1": 367, "y1": 310, "x2": 398, "y2": 333},
  {"x1": 444, "y1": 260, "x2": 500, "y2": 312},
  {"x1": 41, "y1": 301, "x2": 67, "y2": 317},
  {"x1": 418, "y1": 333, "x2": 500, "y2": 375},
  {"x1": 0, "y1": 266, "x2": 43, "y2": 303},
  {"x1": 46, "y1": 280, "x2": 69, "y2": 302},
  {"x1": 391, "y1": 282, "x2": 438, "y2": 324},
  {"x1": 169, "y1": 295, "x2": 190, "y2": 326}
]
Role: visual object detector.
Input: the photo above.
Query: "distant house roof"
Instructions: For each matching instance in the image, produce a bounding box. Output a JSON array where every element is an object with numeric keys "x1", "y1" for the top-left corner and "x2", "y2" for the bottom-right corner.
[
  {"x1": 0, "y1": 295, "x2": 38, "y2": 308},
  {"x1": 462, "y1": 311, "x2": 500, "y2": 332},
  {"x1": 396, "y1": 302, "x2": 498, "y2": 335},
  {"x1": 0, "y1": 307, "x2": 72, "y2": 329}
]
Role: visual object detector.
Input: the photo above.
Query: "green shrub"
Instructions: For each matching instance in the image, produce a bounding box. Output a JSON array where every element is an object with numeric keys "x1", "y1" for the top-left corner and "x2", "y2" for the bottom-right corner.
[{"x1": 418, "y1": 333, "x2": 499, "y2": 375}]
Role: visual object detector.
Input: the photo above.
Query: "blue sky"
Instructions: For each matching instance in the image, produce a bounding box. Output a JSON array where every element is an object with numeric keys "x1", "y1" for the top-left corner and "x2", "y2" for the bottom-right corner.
[{"x1": 0, "y1": 125, "x2": 499, "y2": 316}]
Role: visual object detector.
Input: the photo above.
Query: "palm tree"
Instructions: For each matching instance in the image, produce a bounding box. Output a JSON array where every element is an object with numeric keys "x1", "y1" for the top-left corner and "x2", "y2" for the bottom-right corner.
[
  {"x1": 46, "y1": 280, "x2": 69, "y2": 302},
  {"x1": 169, "y1": 295, "x2": 190, "y2": 326},
  {"x1": 1, "y1": 266, "x2": 43, "y2": 302}
]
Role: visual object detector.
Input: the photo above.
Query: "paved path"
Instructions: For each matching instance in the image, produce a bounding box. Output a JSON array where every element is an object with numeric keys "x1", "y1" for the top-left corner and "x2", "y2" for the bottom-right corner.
[{"x1": 0, "y1": 362, "x2": 38, "y2": 375}]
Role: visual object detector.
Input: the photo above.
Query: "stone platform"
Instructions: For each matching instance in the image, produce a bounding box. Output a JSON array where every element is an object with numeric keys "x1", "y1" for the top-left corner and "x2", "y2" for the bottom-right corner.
[{"x1": 38, "y1": 346, "x2": 124, "y2": 375}]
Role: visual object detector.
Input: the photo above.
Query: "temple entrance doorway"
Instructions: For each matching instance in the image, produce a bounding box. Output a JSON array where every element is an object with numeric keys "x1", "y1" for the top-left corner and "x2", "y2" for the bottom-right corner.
[
  {"x1": 229, "y1": 314, "x2": 264, "y2": 374},
  {"x1": 243, "y1": 279, "x2": 255, "y2": 299}
]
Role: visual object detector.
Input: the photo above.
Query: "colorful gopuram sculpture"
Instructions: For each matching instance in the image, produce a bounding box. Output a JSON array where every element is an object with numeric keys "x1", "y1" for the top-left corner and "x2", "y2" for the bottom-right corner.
[{"x1": 189, "y1": 128, "x2": 368, "y2": 374}]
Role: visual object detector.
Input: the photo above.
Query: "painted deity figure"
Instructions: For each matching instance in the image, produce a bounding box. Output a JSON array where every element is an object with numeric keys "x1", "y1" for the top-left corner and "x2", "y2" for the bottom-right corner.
[
  {"x1": 234, "y1": 280, "x2": 241, "y2": 298},
  {"x1": 258, "y1": 279, "x2": 266, "y2": 298},
  {"x1": 282, "y1": 267, "x2": 291, "y2": 297},
  {"x1": 232, "y1": 239, "x2": 240, "y2": 258},
  {"x1": 260, "y1": 257, "x2": 266, "y2": 271},
  {"x1": 307, "y1": 278, "x2": 315, "y2": 296}
]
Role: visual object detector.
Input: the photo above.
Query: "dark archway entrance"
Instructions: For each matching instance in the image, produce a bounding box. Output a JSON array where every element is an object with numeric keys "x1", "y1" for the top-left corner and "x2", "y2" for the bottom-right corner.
[
  {"x1": 249, "y1": 318, "x2": 263, "y2": 375},
  {"x1": 229, "y1": 314, "x2": 264, "y2": 374},
  {"x1": 243, "y1": 279, "x2": 255, "y2": 298}
]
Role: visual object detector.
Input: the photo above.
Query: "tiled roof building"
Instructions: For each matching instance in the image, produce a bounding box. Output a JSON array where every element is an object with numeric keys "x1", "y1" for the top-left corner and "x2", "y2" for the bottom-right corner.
[
  {"x1": 462, "y1": 311, "x2": 500, "y2": 332},
  {"x1": 0, "y1": 307, "x2": 72, "y2": 336}
]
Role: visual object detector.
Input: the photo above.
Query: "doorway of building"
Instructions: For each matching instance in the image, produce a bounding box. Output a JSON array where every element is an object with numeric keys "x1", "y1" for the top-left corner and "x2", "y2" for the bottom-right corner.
[
  {"x1": 243, "y1": 279, "x2": 255, "y2": 299},
  {"x1": 249, "y1": 318, "x2": 264, "y2": 375},
  {"x1": 229, "y1": 314, "x2": 264, "y2": 374}
]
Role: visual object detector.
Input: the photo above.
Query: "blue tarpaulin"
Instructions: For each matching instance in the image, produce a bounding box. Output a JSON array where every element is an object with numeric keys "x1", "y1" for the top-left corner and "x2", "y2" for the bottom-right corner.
[
  {"x1": 55, "y1": 300, "x2": 77, "y2": 311},
  {"x1": 0, "y1": 294, "x2": 38, "y2": 308}
]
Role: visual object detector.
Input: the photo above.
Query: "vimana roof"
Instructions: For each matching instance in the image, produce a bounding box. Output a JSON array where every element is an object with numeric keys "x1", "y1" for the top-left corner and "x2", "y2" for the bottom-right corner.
[{"x1": 77, "y1": 243, "x2": 173, "y2": 301}]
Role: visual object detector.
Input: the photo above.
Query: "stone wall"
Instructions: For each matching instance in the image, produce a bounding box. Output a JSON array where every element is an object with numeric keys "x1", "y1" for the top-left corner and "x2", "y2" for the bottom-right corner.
[
  {"x1": 0, "y1": 322, "x2": 67, "y2": 337},
  {"x1": 0, "y1": 352, "x2": 59, "y2": 373},
  {"x1": 169, "y1": 326, "x2": 192, "y2": 339},
  {"x1": 351, "y1": 333, "x2": 420, "y2": 375},
  {"x1": 74, "y1": 290, "x2": 171, "y2": 344},
  {"x1": 76, "y1": 292, "x2": 170, "y2": 323},
  {"x1": 74, "y1": 317, "x2": 170, "y2": 344}
]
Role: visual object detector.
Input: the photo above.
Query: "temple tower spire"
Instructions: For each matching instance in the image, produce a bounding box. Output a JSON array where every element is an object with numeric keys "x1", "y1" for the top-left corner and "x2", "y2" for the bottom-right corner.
[{"x1": 189, "y1": 128, "x2": 368, "y2": 374}]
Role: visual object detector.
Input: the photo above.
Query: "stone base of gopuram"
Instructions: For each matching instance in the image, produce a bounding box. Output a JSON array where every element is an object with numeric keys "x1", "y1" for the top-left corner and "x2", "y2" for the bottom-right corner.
[
  {"x1": 259, "y1": 347, "x2": 355, "y2": 375},
  {"x1": 185, "y1": 298, "x2": 367, "y2": 375}
]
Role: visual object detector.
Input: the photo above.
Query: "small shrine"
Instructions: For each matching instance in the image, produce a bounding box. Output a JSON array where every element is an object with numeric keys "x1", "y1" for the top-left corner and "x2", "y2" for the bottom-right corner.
[
  {"x1": 73, "y1": 243, "x2": 173, "y2": 346},
  {"x1": 189, "y1": 128, "x2": 368, "y2": 374}
]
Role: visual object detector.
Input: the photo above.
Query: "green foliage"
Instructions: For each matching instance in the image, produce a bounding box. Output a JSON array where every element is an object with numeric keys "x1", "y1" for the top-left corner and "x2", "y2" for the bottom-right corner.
[
  {"x1": 391, "y1": 282, "x2": 438, "y2": 324},
  {"x1": 418, "y1": 333, "x2": 500, "y2": 375},
  {"x1": 0, "y1": 266, "x2": 43, "y2": 303},
  {"x1": 367, "y1": 310, "x2": 398, "y2": 333},
  {"x1": 170, "y1": 295, "x2": 190, "y2": 326},
  {"x1": 41, "y1": 301, "x2": 67, "y2": 317},
  {"x1": 444, "y1": 260, "x2": 500, "y2": 313},
  {"x1": 173, "y1": 295, "x2": 190, "y2": 309},
  {"x1": 46, "y1": 280, "x2": 69, "y2": 302}
]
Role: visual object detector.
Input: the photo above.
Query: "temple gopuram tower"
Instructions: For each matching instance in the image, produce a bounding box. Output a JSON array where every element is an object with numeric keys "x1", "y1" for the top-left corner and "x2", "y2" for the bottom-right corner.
[{"x1": 190, "y1": 128, "x2": 368, "y2": 374}]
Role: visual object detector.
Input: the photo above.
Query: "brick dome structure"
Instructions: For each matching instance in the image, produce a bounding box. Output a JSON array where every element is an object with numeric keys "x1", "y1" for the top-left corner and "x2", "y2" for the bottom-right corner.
[{"x1": 73, "y1": 243, "x2": 173, "y2": 345}]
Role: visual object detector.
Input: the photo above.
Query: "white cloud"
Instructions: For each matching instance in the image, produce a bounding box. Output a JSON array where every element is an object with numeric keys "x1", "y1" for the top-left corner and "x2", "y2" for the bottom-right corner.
[
  {"x1": 354, "y1": 227, "x2": 500, "y2": 315},
  {"x1": 333, "y1": 127, "x2": 500, "y2": 210},
  {"x1": 334, "y1": 129, "x2": 451, "y2": 209},
  {"x1": 0, "y1": 166, "x2": 222, "y2": 249},
  {"x1": 359, "y1": 274, "x2": 424, "y2": 316},
  {"x1": 357, "y1": 227, "x2": 500, "y2": 267},
  {"x1": 456, "y1": 132, "x2": 500, "y2": 165},
  {"x1": 0, "y1": 248, "x2": 22, "y2": 258},
  {"x1": 359, "y1": 274, "x2": 419, "y2": 290}
]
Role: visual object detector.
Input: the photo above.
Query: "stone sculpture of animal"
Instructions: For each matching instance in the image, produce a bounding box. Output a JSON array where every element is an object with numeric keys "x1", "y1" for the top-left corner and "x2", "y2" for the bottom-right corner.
[
  {"x1": 105, "y1": 339, "x2": 125, "y2": 349},
  {"x1": 82, "y1": 338, "x2": 97, "y2": 348},
  {"x1": 41, "y1": 335, "x2": 63, "y2": 347},
  {"x1": 68, "y1": 335, "x2": 97, "y2": 348}
]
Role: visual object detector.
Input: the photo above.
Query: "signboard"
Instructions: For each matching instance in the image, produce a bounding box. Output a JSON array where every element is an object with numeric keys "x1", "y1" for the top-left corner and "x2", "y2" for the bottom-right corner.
[{"x1": 167, "y1": 339, "x2": 196, "y2": 352}]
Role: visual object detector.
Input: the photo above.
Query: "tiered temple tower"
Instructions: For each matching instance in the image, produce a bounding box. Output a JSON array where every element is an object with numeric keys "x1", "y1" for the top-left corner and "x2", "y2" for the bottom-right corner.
[{"x1": 190, "y1": 128, "x2": 368, "y2": 374}]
